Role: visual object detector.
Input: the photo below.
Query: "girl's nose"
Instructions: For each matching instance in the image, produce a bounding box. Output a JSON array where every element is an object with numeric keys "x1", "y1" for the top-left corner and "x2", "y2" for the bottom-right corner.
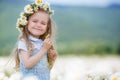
[{"x1": 36, "y1": 23, "x2": 41, "y2": 27}]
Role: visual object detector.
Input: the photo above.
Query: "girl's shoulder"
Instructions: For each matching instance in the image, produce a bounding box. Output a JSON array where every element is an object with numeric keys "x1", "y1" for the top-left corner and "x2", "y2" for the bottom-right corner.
[
  {"x1": 19, "y1": 38, "x2": 26, "y2": 42},
  {"x1": 18, "y1": 38, "x2": 28, "y2": 51}
]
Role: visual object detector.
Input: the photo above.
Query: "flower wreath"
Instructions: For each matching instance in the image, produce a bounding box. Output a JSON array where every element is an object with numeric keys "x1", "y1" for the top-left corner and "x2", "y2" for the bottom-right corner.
[{"x1": 16, "y1": 0, "x2": 54, "y2": 32}]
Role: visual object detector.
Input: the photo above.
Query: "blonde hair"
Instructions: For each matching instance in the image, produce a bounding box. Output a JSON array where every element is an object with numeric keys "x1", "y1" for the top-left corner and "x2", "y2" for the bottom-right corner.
[{"x1": 14, "y1": 10, "x2": 57, "y2": 70}]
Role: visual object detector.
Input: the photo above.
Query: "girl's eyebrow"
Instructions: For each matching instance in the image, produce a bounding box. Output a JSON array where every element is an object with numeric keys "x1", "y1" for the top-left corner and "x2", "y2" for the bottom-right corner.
[
  {"x1": 39, "y1": 19, "x2": 48, "y2": 23},
  {"x1": 42, "y1": 20, "x2": 48, "y2": 23},
  {"x1": 31, "y1": 18, "x2": 38, "y2": 20}
]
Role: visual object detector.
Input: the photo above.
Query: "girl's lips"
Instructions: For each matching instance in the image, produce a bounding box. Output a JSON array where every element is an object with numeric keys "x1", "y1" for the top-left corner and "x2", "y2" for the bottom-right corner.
[{"x1": 33, "y1": 27, "x2": 42, "y2": 31}]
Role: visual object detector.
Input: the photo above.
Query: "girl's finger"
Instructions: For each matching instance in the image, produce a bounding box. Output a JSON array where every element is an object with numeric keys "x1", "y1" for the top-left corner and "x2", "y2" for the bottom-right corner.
[{"x1": 50, "y1": 50, "x2": 56, "y2": 56}]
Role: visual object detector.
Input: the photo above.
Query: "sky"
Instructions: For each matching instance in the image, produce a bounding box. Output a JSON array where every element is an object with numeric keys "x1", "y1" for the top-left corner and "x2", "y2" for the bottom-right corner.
[{"x1": 29, "y1": 0, "x2": 120, "y2": 7}]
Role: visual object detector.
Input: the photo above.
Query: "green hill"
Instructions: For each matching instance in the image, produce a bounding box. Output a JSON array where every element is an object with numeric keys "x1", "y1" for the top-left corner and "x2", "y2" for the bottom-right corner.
[{"x1": 0, "y1": 2, "x2": 120, "y2": 56}]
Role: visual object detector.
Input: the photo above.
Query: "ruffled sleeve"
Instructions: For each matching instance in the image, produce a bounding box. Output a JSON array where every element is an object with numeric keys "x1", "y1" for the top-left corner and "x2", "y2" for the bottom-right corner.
[{"x1": 18, "y1": 40, "x2": 28, "y2": 52}]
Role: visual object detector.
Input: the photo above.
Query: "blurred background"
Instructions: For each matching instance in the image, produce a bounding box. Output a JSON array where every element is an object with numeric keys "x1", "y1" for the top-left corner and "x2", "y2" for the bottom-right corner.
[
  {"x1": 0, "y1": 0, "x2": 120, "y2": 79},
  {"x1": 0, "y1": 0, "x2": 120, "y2": 56}
]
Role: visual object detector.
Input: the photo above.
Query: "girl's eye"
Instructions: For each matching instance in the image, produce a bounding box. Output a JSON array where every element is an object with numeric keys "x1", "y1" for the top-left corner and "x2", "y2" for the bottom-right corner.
[
  {"x1": 32, "y1": 21, "x2": 37, "y2": 23},
  {"x1": 41, "y1": 22, "x2": 46, "y2": 25}
]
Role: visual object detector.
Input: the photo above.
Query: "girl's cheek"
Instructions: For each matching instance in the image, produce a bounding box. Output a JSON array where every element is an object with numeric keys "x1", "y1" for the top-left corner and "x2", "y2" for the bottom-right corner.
[
  {"x1": 41, "y1": 26, "x2": 46, "y2": 32},
  {"x1": 29, "y1": 21, "x2": 34, "y2": 25},
  {"x1": 31, "y1": 22, "x2": 35, "y2": 25},
  {"x1": 44, "y1": 25, "x2": 48, "y2": 30}
]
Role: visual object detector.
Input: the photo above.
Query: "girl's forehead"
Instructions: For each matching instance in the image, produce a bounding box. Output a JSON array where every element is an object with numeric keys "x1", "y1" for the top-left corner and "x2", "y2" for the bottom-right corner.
[{"x1": 29, "y1": 11, "x2": 49, "y2": 21}]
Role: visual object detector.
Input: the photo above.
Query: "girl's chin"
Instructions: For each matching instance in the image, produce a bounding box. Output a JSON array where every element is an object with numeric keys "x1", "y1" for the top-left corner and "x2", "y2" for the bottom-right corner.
[{"x1": 31, "y1": 33, "x2": 44, "y2": 37}]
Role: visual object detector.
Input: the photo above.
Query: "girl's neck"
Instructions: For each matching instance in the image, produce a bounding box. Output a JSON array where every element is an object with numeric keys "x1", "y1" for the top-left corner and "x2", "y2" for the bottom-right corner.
[{"x1": 29, "y1": 34, "x2": 40, "y2": 39}]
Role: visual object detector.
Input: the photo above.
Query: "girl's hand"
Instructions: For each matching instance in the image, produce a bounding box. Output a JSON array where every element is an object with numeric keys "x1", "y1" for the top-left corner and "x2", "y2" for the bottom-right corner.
[
  {"x1": 43, "y1": 38, "x2": 52, "y2": 50},
  {"x1": 48, "y1": 49, "x2": 57, "y2": 60}
]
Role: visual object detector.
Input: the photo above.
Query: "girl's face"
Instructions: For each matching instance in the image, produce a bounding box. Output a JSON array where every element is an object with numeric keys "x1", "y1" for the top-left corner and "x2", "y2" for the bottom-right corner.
[{"x1": 27, "y1": 11, "x2": 49, "y2": 38}]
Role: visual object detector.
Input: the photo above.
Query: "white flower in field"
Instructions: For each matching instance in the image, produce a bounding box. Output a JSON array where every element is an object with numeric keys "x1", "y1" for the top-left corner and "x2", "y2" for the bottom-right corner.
[
  {"x1": 88, "y1": 78, "x2": 92, "y2": 80},
  {"x1": 85, "y1": 72, "x2": 96, "y2": 80},
  {"x1": 23, "y1": 75, "x2": 38, "y2": 80},
  {"x1": 24, "y1": 5, "x2": 33, "y2": 14},
  {"x1": 9, "y1": 72, "x2": 21, "y2": 80},
  {"x1": 0, "y1": 72, "x2": 5, "y2": 80},
  {"x1": 93, "y1": 61, "x2": 112, "y2": 74},
  {"x1": 85, "y1": 71, "x2": 108, "y2": 80},
  {"x1": 110, "y1": 72, "x2": 120, "y2": 80},
  {"x1": 0, "y1": 72, "x2": 9, "y2": 80},
  {"x1": 94, "y1": 74, "x2": 109, "y2": 80},
  {"x1": 4, "y1": 77, "x2": 9, "y2": 80}
]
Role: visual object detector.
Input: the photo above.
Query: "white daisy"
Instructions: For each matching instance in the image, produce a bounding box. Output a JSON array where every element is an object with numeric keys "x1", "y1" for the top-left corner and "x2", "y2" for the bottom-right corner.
[
  {"x1": 16, "y1": 22, "x2": 19, "y2": 28},
  {"x1": 110, "y1": 72, "x2": 120, "y2": 80},
  {"x1": 16, "y1": 27, "x2": 23, "y2": 32},
  {"x1": 34, "y1": 6, "x2": 39, "y2": 12},
  {"x1": 22, "y1": 20, "x2": 28, "y2": 25},
  {"x1": 17, "y1": 18, "x2": 28, "y2": 26},
  {"x1": 9, "y1": 72, "x2": 21, "y2": 80},
  {"x1": 35, "y1": 0, "x2": 42, "y2": 6},
  {"x1": 20, "y1": 12, "x2": 25, "y2": 17},
  {"x1": 17, "y1": 18, "x2": 22, "y2": 25},
  {"x1": 20, "y1": 16, "x2": 27, "y2": 21},
  {"x1": 42, "y1": 1, "x2": 50, "y2": 10},
  {"x1": 49, "y1": 9, "x2": 54, "y2": 15},
  {"x1": 24, "y1": 5, "x2": 33, "y2": 14},
  {"x1": 0, "y1": 72, "x2": 5, "y2": 80},
  {"x1": 21, "y1": 19, "x2": 28, "y2": 25}
]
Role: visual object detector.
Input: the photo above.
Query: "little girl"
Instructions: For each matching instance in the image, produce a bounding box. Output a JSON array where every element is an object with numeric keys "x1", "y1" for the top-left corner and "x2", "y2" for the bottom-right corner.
[{"x1": 13, "y1": 0, "x2": 57, "y2": 80}]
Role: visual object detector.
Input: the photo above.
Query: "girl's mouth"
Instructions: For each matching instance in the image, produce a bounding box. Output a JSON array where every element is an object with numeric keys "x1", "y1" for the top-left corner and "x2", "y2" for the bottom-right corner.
[{"x1": 33, "y1": 27, "x2": 42, "y2": 31}]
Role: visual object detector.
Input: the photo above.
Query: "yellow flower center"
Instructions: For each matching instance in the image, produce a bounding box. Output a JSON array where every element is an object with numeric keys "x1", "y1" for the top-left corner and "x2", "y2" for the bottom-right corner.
[
  {"x1": 43, "y1": 5, "x2": 47, "y2": 9},
  {"x1": 37, "y1": 0, "x2": 42, "y2": 3},
  {"x1": 21, "y1": 17, "x2": 25, "y2": 20},
  {"x1": 18, "y1": 19, "x2": 22, "y2": 24},
  {"x1": 34, "y1": 7, "x2": 38, "y2": 11},
  {"x1": 0, "y1": 77, "x2": 3, "y2": 80},
  {"x1": 27, "y1": 7, "x2": 31, "y2": 11},
  {"x1": 113, "y1": 76, "x2": 117, "y2": 80}
]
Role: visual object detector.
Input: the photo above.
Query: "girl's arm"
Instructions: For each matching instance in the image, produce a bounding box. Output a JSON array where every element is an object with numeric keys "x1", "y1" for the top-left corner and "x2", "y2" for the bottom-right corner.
[{"x1": 19, "y1": 38, "x2": 52, "y2": 69}]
